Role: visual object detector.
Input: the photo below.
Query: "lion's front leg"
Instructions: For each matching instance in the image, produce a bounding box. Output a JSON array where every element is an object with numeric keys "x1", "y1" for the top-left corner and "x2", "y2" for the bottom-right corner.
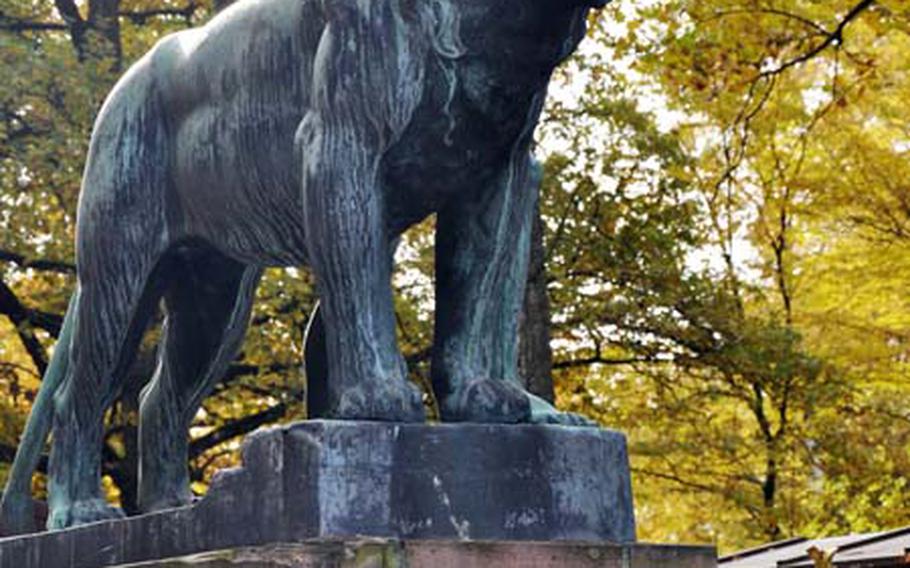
[
  {"x1": 295, "y1": 0, "x2": 430, "y2": 423},
  {"x1": 300, "y1": 115, "x2": 423, "y2": 422},
  {"x1": 297, "y1": 0, "x2": 432, "y2": 422},
  {"x1": 299, "y1": 112, "x2": 423, "y2": 422},
  {"x1": 431, "y1": 153, "x2": 537, "y2": 424},
  {"x1": 432, "y1": 154, "x2": 595, "y2": 427}
]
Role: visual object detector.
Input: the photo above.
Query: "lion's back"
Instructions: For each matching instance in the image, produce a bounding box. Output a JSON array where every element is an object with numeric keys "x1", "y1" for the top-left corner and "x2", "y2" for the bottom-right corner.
[{"x1": 151, "y1": 0, "x2": 325, "y2": 119}]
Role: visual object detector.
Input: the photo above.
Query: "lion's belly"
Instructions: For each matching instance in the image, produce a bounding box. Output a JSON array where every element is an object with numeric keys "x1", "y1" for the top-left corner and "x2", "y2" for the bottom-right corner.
[
  {"x1": 172, "y1": 100, "x2": 310, "y2": 267},
  {"x1": 159, "y1": 0, "x2": 322, "y2": 266}
]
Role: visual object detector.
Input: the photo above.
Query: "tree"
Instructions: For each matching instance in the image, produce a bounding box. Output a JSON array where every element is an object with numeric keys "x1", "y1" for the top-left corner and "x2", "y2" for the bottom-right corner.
[{"x1": 537, "y1": 0, "x2": 910, "y2": 550}]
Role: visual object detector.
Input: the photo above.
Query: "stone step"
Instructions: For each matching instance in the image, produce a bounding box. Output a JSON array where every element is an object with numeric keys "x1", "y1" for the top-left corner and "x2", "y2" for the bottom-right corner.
[{"x1": 118, "y1": 540, "x2": 717, "y2": 568}]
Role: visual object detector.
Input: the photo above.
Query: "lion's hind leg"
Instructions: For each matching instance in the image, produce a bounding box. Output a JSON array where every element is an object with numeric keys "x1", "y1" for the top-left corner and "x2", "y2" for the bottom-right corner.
[
  {"x1": 138, "y1": 252, "x2": 261, "y2": 513},
  {"x1": 47, "y1": 63, "x2": 175, "y2": 529},
  {"x1": 47, "y1": 238, "x2": 168, "y2": 529}
]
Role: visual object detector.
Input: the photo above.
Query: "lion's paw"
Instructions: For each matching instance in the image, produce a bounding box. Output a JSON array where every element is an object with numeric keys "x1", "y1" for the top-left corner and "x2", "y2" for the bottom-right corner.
[
  {"x1": 528, "y1": 393, "x2": 598, "y2": 427},
  {"x1": 330, "y1": 382, "x2": 426, "y2": 423},
  {"x1": 440, "y1": 378, "x2": 532, "y2": 424}
]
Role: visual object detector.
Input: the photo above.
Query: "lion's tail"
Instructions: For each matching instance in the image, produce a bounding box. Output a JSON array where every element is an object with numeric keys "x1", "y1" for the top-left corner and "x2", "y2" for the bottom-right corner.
[{"x1": 0, "y1": 288, "x2": 78, "y2": 535}]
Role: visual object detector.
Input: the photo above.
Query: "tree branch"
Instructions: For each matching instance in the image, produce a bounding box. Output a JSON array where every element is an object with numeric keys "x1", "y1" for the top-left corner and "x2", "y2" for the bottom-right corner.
[
  {"x1": 188, "y1": 404, "x2": 287, "y2": 460},
  {"x1": 52, "y1": 0, "x2": 87, "y2": 57},
  {"x1": 0, "y1": 14, "x2": 67, "y2": 32},
  {"x1": 219, "y1": 362, "x2": 298, "y2": 388},
  {"x1": 705, "y1": 8, "x2": 829, "y2": 36},
  {"x1": 0, "y1": 1, "x2": 197, "y2": 37},
  {"x1": 0, "y1": 249, "x2": 76, "y2": 275},
  {"x1": 553, "y1": 356, "x2": 664, "y2": 370},
  {"x1": 53, "y1": 0, "x2": 83, "y2": 27},
  {"x1": 119, "y1": 3, "x2": 197, "y2": 24},
  {"x1": 631, "y1": 466, "x2": 720, "y2": 494},
  {"x1": 758, "y1": 0, "x2": 876, "y2": 79},
  {"x1": 0, "y1": 279, "x2": 49, "y2": 375}
]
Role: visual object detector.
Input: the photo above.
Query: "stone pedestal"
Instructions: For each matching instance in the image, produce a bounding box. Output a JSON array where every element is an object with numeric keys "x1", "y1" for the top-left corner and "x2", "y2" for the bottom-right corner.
[
  {"x1": 0, "y1": 421, "x2": 664, "y2": 568},
  {"x1": 121, "y1": 541, "x2": 717, "y2": 568}
]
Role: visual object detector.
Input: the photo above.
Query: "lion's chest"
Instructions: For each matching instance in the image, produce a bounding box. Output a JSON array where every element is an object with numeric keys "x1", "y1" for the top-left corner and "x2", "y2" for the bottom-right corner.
[{"x1": 382, "y1": 58, "x2": 541, "y2": 230}]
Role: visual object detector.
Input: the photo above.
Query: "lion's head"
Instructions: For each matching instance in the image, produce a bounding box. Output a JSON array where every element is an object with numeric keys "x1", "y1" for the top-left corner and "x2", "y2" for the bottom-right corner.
[{"x1": 424, "y1": 0, "x2": 608, "y2": 68}]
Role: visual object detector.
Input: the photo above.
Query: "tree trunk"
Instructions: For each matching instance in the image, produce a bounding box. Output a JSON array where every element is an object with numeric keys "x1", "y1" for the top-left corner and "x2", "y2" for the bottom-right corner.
[
  {"x1": 54, "y1": 0, "x2": 123, "y2": 69},
  {"x1": 519, "y1": 203, "x2": 556, "y2": 402},
  {"x1": 87, "y1": 0, "x2": 123, "y2": 70}
]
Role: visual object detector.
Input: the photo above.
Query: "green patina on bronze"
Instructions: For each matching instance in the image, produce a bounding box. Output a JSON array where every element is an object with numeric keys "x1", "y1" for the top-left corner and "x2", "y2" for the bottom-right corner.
[{"x1": 1, "y1": 0, "x2": 608, "y2": 534}]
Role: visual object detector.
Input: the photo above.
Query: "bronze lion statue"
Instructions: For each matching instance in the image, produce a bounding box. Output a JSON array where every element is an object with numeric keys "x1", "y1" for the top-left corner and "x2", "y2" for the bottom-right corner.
[{"x1": 1, "y1": 0, "x2": 606, "y2": 533}]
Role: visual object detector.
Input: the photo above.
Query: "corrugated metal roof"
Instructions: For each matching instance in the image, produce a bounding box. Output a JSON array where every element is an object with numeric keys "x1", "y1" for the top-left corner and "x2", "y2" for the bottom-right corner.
[{"x1": 720, "y1": 527, "x2": 910, "y2": 567}]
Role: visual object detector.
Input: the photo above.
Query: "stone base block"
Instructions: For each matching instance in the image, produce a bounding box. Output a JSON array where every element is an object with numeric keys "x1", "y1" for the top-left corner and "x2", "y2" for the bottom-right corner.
[
  {"x1": 120, "y1": 540, "x2": 717, "y2": 568},
  {"x1": 0, "y1": 421, "x2": 638, "y2": 568}
]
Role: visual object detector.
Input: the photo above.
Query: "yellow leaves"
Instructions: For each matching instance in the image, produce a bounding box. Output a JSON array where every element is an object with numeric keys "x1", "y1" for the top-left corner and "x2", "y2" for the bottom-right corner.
[{"x1": 555, "y1": 0, "x2": 910, "y2": 552}]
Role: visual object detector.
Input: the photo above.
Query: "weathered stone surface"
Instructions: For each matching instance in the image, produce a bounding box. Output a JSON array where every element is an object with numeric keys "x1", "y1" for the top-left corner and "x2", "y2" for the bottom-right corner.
[
  {"x1": 119, "y1": 541, "x2": 717, "y2": 568},
  {"x1": 0, "y1": 421, "x2": 636, "y2": 568}
]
